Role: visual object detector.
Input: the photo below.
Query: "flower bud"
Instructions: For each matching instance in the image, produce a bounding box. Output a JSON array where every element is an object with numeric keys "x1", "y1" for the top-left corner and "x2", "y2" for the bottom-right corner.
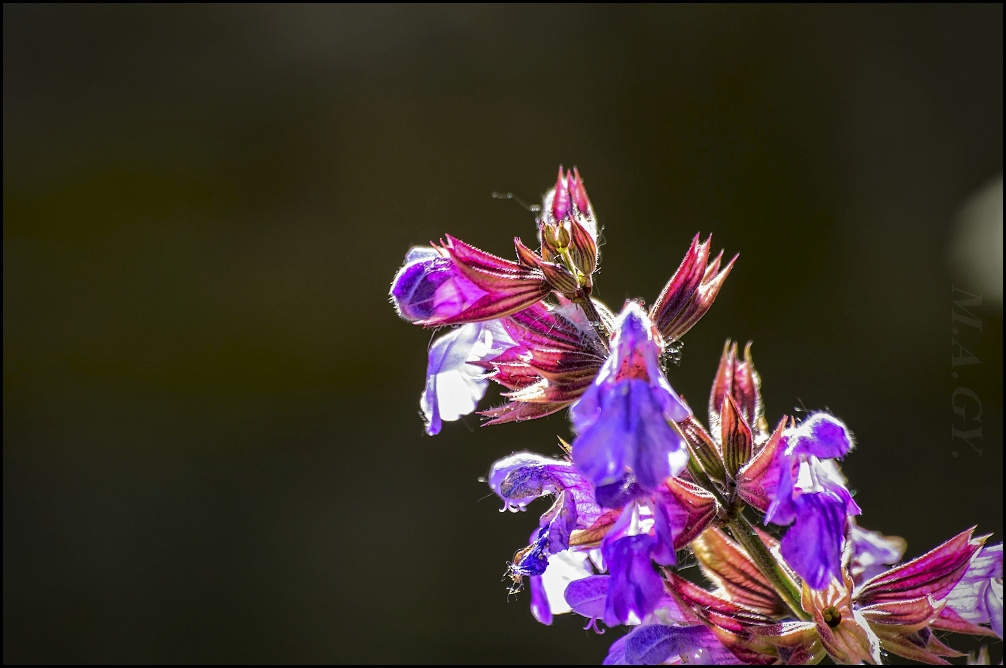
[{"x1": 538, "y1": 166, "x2": 600, "y2": 294}]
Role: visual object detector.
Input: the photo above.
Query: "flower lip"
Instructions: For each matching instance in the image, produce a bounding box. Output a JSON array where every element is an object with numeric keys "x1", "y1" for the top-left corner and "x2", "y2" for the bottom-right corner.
[{"x1": 570, "y1": 302, "x2": 691, "y2": 491}]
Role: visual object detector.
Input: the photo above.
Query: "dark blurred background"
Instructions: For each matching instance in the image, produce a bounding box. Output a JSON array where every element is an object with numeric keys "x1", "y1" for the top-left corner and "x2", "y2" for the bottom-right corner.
[{"x1": 4, "y1": 5, "x2": 1002, "y2": 663}]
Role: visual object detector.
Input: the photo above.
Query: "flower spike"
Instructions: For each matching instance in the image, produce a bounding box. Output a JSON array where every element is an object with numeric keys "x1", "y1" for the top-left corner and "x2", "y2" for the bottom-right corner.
[{"x1": 389, "y1": 166, "x2": 1000, "y2": 666}]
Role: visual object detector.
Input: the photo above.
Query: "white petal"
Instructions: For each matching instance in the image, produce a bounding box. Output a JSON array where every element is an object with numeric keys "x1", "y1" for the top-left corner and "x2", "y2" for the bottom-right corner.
[
  {"x1": 540, "y1": 550, "x2": 593, "y2": 616},
  {"x1": 420, "y1": 320, "x2": 516, "y2": 434}
]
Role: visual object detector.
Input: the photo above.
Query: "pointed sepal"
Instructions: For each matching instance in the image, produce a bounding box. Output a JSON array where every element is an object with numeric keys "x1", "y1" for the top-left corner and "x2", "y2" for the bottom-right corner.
[
  {"x1": 721, "y1": 395, "x2": 754, "y2": 478},
  {"x1": 692, "y1": 528, "x2": 787, "y2": 617},
  {"x1": 857, "y1": 528, "x2": 986, "y2": 607},
  {"x1": 679, "y1": 416, "x2": 727, "y2": 485},
  {"x1": 710, "y1": 340, "x2": 768, "y2": 441},
  {"x1": 735, "y1": 418, "x2": 787, "y2": 512},
  {"x1": 664, "y1": 476, "x2": 718, "y2": 548},
  {"x1": 649, "y1": 234, "x2": 736, "y2": 342}
]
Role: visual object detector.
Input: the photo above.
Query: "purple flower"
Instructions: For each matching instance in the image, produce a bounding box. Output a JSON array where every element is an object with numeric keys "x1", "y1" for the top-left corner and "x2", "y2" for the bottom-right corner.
[
  {"x1": 945, "y1": 542, "x2": 1003, "y2": 638},
  {"x1": 602, "y1": 533, "x2": 665, "y2": 627},
  {"x1": 564, "y1": 575, "x2": 609, "y2": 630},
  {"x1": 488, "y1": 452, "x2": 601, "y2": 525},
  {"x1": 764, "y1": 413, "x2": 862, "y2": 589},
  {"x1": 487, "y1": 451, "x2": 603, "y2": 624},
  {"x1": 598, "y1": 592, "x2": 737, "y2": 665},
  {"x1": 597, "y1": 496, "x2": 685, "y2": 626},
  {"x1": 570, "y1": 302, "x2": 691, "y2": 491},
  {"x1": 488, "y1": 450, "x2": 706, "y2": 630},
  {"x1": 390, "y1": 237, "x2": 550, "y2": 326},
  {"x1": 419, "y1": 320, "x2": 514, "y2": 435}
]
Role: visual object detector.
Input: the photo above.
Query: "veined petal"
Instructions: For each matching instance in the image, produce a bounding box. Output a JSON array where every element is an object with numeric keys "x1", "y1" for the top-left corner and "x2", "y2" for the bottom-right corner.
[
  {"x1": 391, "y1": 246, "x2": 487, "y2": 323},
  {"x1": 565, "y1": 574, "x2": 609, "y2": 623},
  {"x1": 603, "y1": 634, "x2": 629, "y2": 666},
  {"x1": 764, "y1": 415, "x2": 861, "y2": 589},
  {"x1": 529, "y1": 574, "x2": 552, "y2": 626},
  {"x1": 540, "y1": 490, "x2": 579, "y2": 554},
  {"x1": 988, "y1": 580, "x2": 1003, "y2": 638},
  {"x1": 648, "y1": 495, "x2": 682, "y2": 567},
  {"x1": 570, "y1": 303, "x2": 690, "y2": 491},
  {"x1": 603, "y1": 533, "x2": 665, "y2": 626},
  {"x1": 945, "y1": 542, "x2": 1003, "y2": 637},
  {"x1": 780, "y1": 489, "x2": 852, "y2": 590},
  {"x1": 789, "y1": 413, "x2": 854, "y2": 460},
  {"x1": 571, "y1": 379, "x2": 688, "y2": 491},
  {"x1": 763, "y1": 437, "x2": 798, "y2": 527},
  {"x1": 570, "y1": 381, "x2": 630, "y2": 486},
  {"x1": 420, "y1": 320, "x2": 513, "y2": 435},
  {"x1": 594, "y1": 474, "x2": 647, "y2": 510},
  {"x1": 487, "y1": 451, "x2": 602, "y2": 529},
  {"x1": 624, "y1": 624, "x2": 726, "y2": 666},
  {"x1": 847, "y1": 521, "x2": 907, "y2": 586}
]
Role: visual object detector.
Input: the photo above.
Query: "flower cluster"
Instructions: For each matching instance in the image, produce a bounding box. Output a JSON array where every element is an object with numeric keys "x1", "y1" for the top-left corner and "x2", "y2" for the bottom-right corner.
[{"x1": 390, "y1": 167, "x2": 1002, "y2": 664}]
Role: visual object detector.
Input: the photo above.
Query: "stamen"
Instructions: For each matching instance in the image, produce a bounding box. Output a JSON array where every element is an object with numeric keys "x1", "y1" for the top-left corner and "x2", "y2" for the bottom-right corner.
[{"x1": 823, "y1": 606, "x2": 842, "y2": 628}]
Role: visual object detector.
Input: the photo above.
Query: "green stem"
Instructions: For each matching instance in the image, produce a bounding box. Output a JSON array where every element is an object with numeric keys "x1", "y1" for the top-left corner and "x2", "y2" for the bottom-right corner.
[{"x1": 728, "y1": 514, "x2": 809, "y2": 621}]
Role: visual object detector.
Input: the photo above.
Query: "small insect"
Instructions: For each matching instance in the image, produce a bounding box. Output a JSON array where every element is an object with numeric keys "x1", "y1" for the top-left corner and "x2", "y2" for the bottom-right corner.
[
  {"x1": 502, "y1": 564, "x2": 524, "y2": 599},
  {"x1": 502, "y1": 544, "x2": 536, "y2": 599}
]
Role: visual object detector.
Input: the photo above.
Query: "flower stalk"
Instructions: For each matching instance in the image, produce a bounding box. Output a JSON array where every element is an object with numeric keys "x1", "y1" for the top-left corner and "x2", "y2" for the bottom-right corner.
[{"x1": 727, "y1": 513, "x2": 810, "y2": 621}]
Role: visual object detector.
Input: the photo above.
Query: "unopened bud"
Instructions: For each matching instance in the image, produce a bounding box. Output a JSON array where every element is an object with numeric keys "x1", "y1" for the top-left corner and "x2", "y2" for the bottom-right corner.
[{"x1": 550, "y1": 165, "x2": 571, "y2": 222}]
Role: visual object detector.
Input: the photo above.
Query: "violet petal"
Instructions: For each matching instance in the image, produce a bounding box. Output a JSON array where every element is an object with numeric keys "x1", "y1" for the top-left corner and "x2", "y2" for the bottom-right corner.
[
  {"x1": 564, "y1": 575, "x2": 608, "y2": 621},
  {"x1": 603, "y1": 534, "x2": 664, "y2": 627},
  {"x1": 780, "y1": 490, "x2": 849, "y2": 589}
]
